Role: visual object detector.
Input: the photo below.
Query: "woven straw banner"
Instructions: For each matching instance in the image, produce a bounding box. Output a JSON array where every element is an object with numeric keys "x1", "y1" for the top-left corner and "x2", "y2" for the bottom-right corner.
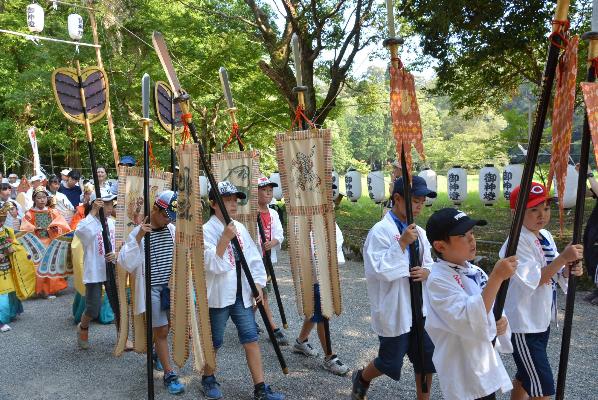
[
  {"x1": 175, "y1": 145, "x2": 203, "y2": 246},
  {"x1": 581, "y1": 82, "x2": 598, "y2": 175},
  {"x1": 211, "y1": 150, "x2": 260, "y2": 241},
  {"x1": 275, "y1": 128, "x2": 341, "y2": 318}
]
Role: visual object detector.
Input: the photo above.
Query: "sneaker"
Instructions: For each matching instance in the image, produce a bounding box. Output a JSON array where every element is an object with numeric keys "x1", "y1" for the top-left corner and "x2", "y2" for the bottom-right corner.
[
  {"x1": 0, "y1": 324, "x2": 11, "y2": 332},
  {"x1": 584, "y1": 288, "x2": 598, "y2": 302},
  {"x1": 254, "y1": 384, "x2": 285, "y2": 400},
  {"x1": 351, "y1": 369, "x2": 369, "y2": 400},
  {"x1": 153, "y1": 349, "x2": 163, "y2": 372},
  {"x1": 47, "y1": 295, "x2": 57, "y2": 299},
  {"x1": 77, "y1": 323, "x2": 89, "y2": 350},
  {"x1": 323, "y1": 355, "x2": 349, "y2": 376},
  {"x1": 163, "y1": 371, "x2": 185, "y2": 395},
  {"x1": 201, "y1": 375, "x2": 223, "y2": 400},
  {"x1": 293, "y1": 339, "x2": 319, "y2": 357},
  {"x1": 271, "y1": 329, "x2": 289, "y2": 346}
]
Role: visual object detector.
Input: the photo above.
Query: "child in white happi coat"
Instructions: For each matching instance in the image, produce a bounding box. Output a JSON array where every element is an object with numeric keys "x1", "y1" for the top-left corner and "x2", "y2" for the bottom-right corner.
[
  {"x1": 255, "y1": 177, "x2": 288, "y2": 346},
  {"x1": 352, "y1": 176, "x2": 437, "y2": 400},
  {"x1": 201, "y1": 181, "x2": 284, "y2": 400},
  {"x1": 501, "y1": 183, "x2": 583, "y2": 400},
  {"x1": 425, "y1": 208, "x2": 518, "y2": 400}
]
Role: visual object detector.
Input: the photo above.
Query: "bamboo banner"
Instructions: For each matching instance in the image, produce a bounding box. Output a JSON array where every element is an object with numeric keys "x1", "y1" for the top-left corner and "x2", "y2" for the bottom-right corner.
[
  {"x1": 113, "y1": 166, "x2": 171, "y2": 356},
  {"x1": 581, "y1": 81, "x2": 598, "y2": 165},
  {"x1": 275, "y1": 128, "x2": 341, "y2": 319},
  {"x1": 211, "y1": 150, "x2": 260, "y2": 241},
  {"x1": 173, "y1": 143, "x2": 216, "y2": 373}
]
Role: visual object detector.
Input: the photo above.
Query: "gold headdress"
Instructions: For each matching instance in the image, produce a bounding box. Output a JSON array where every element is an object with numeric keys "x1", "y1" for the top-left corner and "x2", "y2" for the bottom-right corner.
[
  {"x1": 0, "y1": 201, "x2": 14, "y2": 218},
  {"x1": 32, "y1": 186, "x2": 49, "y2": 199}
]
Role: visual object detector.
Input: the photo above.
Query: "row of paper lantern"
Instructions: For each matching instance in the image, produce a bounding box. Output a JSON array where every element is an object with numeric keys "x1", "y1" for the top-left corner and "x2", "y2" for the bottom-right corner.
[
  {"x1": 27, "y1": 3, "x2": 84, "y2": 40},
  {"x1": 197, "y1": 163, "x2": 579, "y2": 208}
]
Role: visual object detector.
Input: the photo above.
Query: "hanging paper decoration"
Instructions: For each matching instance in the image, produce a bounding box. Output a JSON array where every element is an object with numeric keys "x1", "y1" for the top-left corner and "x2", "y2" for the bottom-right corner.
[
  {"x1": 367, "y1": 168, "x2": 386, "y2": 204},
  {"x1": 503, "y1": 163, "x2": 523, "y2": 200},
  {"x1": 389, "y1": 64, "x2": 425, "y2": 173},
  {"x1": 276, "y1": 128, "x2": 341, "y2": 319},
  {"x1": 447, "y1": 166, "x2": 467, "y2": 205},
  {"x1": 547, "y1": 35, "x2": 579, "y2": 229},
  {"x1": 269, "y1": 171, "x2": 283, "y2": 200},
  {"x1": 211, "y1": 150, "x2": 260, "y2": 241},
  {"x1": 332, "y1": 169, "x2": 340, "y2": 200},
  {"x1": 418, "y1": 168, "x2": 437, "y2": 207},
  {"x1": 171, "y1": 143, "x2": 216, "y2": 372},
  {"x1": 26, "y1": 3, "x2": 44, "y2": 33},
  {"x1": 581, "y1": 82, "x2": 598, "y2": 167},
  {"x1": 113, "y1": 166, "x2": 172, "y2": 355},
  {"x1": 27, "y1": 127, "x2": 42, "y2": 177},
  {"x1": 199, "y1": 174, "x2": 208, "y2": 198},
  {"x1": 345, "y1": 168, "x2": 362, "y2": 202},
  {"x1": 553, "y1": 164, "x2": 578, "y2": 209},
  {"x1": 67, "y1": 14, "x2": 84, "y2": 40},
  {"x1": 479, "y1": 164, "x2": 500, "y2": 206}
]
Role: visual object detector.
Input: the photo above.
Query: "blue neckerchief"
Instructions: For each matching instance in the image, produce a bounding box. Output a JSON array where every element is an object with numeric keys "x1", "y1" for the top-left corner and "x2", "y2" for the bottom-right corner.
[
  {"x1": 538, "y1": 233, "x2": 558, "y2": 322},
  {"x1": 389, "y1": 210, "x2": 419, "y2": 259},
  {"x1": 445, "y1": 260, "x2": 488, "y2": 289}
]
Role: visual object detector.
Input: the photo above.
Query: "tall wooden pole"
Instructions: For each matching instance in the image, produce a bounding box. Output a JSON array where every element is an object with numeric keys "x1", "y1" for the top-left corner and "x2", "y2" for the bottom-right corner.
[{"x1": 87, "y1": 0, "x2": 119, "y2": 171}]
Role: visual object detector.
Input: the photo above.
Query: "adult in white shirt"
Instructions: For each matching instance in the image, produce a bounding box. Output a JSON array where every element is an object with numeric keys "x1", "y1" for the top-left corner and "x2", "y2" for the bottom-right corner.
[
  {"x1": 74, "y1": 194, "x2": 116, "y2": 350},
  {"x1": 352, "y1": 176, "x2": 436, "y2": 400}
]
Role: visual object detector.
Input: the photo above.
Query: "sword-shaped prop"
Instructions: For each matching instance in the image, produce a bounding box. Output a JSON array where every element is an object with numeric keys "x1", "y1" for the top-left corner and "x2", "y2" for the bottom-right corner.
[
  {"x1": 51, "y1": 60, "x2": 120, "y2": 329},
  {"x1": 290, "y1": 32, "x2": 335, "y2": 355},
  {"x1": 219, "y1": 66, "x2": 288, "y2": 329},
  {"x1": 556, "y1": 4, "x2": 598, "y2": 397},
  {"x1": 141, "y1": 73, "x2": 155, "y2": 400},
  {"x1": 384, "y1": 0, "x2": 427, "y2": 392},
  {"x1": 154, "y1": 80, "x2": 184, "y2": 189},
  {"x1": 493, "y1": 0, "x2": 571, "y2": 335},
  {"x1": 152, "y1": 31, "x2": 288, "y2": 375}
]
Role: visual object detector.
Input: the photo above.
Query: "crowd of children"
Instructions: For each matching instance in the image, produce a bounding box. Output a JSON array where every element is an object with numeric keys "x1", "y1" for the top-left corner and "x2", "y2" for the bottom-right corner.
[{"x1": 0, "y1": 161, "x2": 593, "y2": 400}]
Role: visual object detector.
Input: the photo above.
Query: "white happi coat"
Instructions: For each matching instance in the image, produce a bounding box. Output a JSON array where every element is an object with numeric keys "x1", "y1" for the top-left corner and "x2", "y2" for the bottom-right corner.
[
  {"x1": 425, "y1": 260, "x2": 513, "y2": 400},
  {"x1": 256, "y1": 207, "x2": 284, "y2": 264},
  {"x1": 75, "y1": 214, "x2": 116, "y2": 284},
  {"x1": 363, "y1": 211, "x2": 432, "y2": 337},
  {"x1": 500, "y1": 227, "x2": 567, "y2": 333},
  {"x1": 204, "y1": 215, "x2": 267, "y2": 309},
  {"x1": 118, "y1": 223, "x2": 175, "y2": 315}
]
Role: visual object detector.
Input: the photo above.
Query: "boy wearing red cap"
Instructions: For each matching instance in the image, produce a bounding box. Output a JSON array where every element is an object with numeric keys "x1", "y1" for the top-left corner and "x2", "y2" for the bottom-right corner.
[{"x1": 500, "y1": 183, "x2": 584, "y2": 400}]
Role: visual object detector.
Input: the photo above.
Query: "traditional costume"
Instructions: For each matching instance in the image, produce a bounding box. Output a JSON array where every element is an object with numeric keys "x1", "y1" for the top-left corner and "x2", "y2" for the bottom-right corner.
[{"x1": 20, "y1": 187, "x2": 72, "y2": 296}]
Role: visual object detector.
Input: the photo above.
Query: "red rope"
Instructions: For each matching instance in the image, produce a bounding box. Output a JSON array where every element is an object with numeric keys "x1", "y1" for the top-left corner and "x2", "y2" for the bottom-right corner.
[
  {"x1": 223, "y1": 123, "x2": 244, "y2": 150},
  {"x1": 148, "y1": 140, "x2": 158, "y2": 170},
  {"x1": 292, "y1": 104, "x2": 316, "y2": 130},
  {"x1": 549, "y1": 19, "x2": 570, "y2": 49},
  {"x1": 391, "y1": 57, "x2": 404, "y2": 70},
  {"x1": 181, "y1": 113, "x2": 192, "y2": 144}
]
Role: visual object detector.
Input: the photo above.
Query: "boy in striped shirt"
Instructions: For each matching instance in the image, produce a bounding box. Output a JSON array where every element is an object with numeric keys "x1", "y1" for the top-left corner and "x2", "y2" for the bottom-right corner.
[{"x1": 500, "y1": 183, "x2": 583, "y2": 400}]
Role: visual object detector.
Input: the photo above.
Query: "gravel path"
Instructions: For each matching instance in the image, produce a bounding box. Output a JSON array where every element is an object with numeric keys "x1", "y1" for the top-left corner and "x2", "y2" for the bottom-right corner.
[{"x1": 1, "y1": 251, "x2": 597, "y2": 399}]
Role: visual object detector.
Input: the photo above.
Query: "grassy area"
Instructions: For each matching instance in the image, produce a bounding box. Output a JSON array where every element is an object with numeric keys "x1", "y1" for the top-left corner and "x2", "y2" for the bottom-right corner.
[{"x1": 335, "y1": 174, "x2": 596, "y2": 287}]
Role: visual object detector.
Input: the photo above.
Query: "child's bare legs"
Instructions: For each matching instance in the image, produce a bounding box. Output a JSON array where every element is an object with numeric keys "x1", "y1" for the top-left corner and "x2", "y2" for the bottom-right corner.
[
  {"x1": 510, "y1": 379, "x2": 550, "y2": 400},
  {"x1": 154, "y1": 325, "x2": 172, "y2": 373},
  {"x1": 244, "y1": 341, "x2": 265, "y2": 384},
  {"x1": 414, "y1": 373, "x2": 433, "y2": 400}
]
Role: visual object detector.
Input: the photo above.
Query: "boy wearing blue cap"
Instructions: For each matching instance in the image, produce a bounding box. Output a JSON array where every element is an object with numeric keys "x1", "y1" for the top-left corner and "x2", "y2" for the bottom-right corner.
[
  {"x1": 352, "y1": 176, "x2": 437, "y2": 400},
  {"x1": 118, "y1": 190, "x2": 185, "y2": 395}
]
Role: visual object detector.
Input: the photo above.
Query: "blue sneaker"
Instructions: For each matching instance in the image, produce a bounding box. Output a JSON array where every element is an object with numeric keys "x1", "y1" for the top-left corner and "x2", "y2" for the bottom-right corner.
[
  {"x1": 254, "y1": 384, "x2": 285, "y2": 400},
  {"x1": 201, "y1": 375, "x2": 223, "y2": 400},
  {"x1": 163, "y1": 371, "x2": 185, "y2": 395},
  {"x1": 152, "y1": 349, "x2": 163, "y2": 372}
]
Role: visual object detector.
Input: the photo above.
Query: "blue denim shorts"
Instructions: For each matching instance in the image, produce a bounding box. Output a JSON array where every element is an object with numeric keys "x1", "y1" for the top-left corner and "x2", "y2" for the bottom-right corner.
[
  {"x1": 373, "y1": 325, "x2": 436, "y2": 381},
  {"x1": 209, "y1": 294, "x2": 258, "y2": 349}
]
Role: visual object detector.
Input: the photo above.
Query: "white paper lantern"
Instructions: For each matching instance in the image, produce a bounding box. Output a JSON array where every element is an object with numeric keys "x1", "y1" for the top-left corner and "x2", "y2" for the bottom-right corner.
[
  {"x1": 479, "y1": 164, "x2": 500, "y2": 206},
  {"x1": 503, "y1": 164, "x2": 523, "y2": 200},
  {"x1": 269, "y1": 172, "x2": 283, "y2": 201},
  {"x1": 26, "y1": 3, "x2": 44, "y2": 33},
  {"x1": 367, "y1": 169, "x2": 386, "y2": 204},
  {"x1": 199, "y1": 175, "x2": 208, "y2": 198},
  {"x1": 331, "y1": 169, "x2": 340, "y2": 200},
  {"x1": 345, "y1": 168, "x2": 362, "y2": 202},
  {"x1": 447, "y1": 166, "x2": 467, "y2": 205},
  {"x1": 68, "y1": 14, "x2": 84, "y2": 41},
  {"x1": 418, "y1": 168, "x2": 437, "y2": 207},
  {"x1": 554, "y1": 164, "x2": 579, "y2": 209}
]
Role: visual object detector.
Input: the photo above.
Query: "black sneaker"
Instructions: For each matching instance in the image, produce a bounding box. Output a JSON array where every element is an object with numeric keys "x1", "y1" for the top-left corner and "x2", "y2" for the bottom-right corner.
[
  {"x1": 351, "y1": 369, "x2": 369, "y2": 400},
  {"x1": 271, "y1": 329, "x2": 289, "y2": 346},
  {"x1": 254, "y1": 384, "x2": 285, "y2": 400},
  {"x1": 584, "y1": 288, "x2": 598, "y2": 302}
]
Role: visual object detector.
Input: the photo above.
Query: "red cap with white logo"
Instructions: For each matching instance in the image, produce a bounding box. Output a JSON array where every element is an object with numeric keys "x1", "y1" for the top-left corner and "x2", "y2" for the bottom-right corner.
[{"x1": 509, "y1": 182, "x2": 549, "y2": 209}]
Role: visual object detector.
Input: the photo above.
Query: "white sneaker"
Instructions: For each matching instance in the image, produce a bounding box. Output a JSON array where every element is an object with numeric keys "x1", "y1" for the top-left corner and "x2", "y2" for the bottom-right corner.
[
  {"x1": 322, "y1": 355, "x2": 349, "y2": 376},
  {"x1": 293, "y1": 339, "x2": 319, "y2": 357},
  {"x1": 1, "y1": 324, "x2": 11, "y2": 332}
]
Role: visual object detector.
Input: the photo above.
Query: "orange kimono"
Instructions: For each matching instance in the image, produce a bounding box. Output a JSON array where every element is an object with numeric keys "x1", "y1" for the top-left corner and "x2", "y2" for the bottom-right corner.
[
  {"x1": 20, "y1": 208, "x2": 71, "y2": 295},
  {"x1": 70, "y1": 205, "x2": 85, "y2": 231}
]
